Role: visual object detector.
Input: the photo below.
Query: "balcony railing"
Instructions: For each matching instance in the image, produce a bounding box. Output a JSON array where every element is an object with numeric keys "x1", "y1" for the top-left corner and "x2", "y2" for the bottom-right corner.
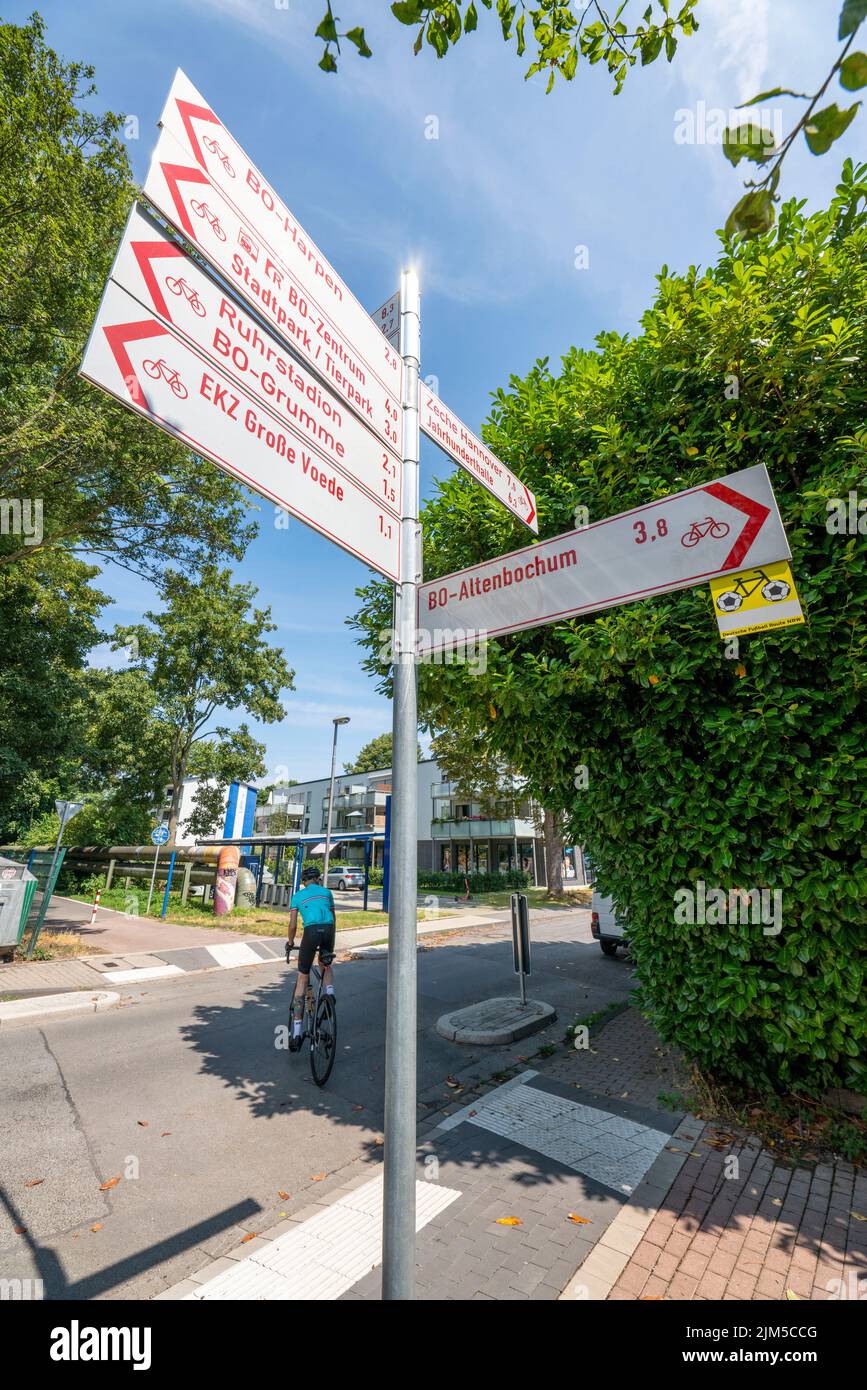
[{"x1": 430, "y1": 818, "x2": 537, "y2": 840}]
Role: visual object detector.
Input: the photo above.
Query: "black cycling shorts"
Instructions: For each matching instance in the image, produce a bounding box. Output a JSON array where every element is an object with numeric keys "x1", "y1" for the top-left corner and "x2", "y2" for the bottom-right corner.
[{"x1": 297, "y1": 921, "x2": 336, "y2": 974}]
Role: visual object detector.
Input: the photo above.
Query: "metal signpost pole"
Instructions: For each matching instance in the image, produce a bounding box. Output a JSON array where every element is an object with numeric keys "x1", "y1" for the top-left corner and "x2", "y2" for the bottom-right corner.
[
  {"x1": 145, "y1": 843, "x2": 162, "y2": 916},
  {"x1": 382, "y1": 268, "x2": 420, "y2": 1301},
  {"x1": 323, "y1": 716, "x2": 349, "y2": 884}
]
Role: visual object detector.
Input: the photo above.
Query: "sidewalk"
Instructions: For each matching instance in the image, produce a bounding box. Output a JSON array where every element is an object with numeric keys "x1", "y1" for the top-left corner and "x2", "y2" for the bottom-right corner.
[
  {"x1": 156, "y1": 1005, "x2": 866, "y2": 1302},
  {"x1": 0, "y1": 907, "x2": 509, "y2": 999}
]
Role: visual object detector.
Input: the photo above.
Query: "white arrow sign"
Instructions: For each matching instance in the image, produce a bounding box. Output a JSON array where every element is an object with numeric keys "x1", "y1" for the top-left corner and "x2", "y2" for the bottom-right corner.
[
  {"x1": 142, "y1": 123, "x2": 403, "y2": 458},
  {"x1": 109, "y1": 204, "x2": 402, "y2": 518},
  {"x1": 80, "y1": 279, "x2": 400, "y2": 581},
  {"x1": 418, "y1": 464, "x2": 789, "y2": 651},
  {"x1": 419, "y1": 386, "x2": 538, "y2": 533},
  {"x1": 156, "y1": 70, "x2": 403, "y2": 443}
]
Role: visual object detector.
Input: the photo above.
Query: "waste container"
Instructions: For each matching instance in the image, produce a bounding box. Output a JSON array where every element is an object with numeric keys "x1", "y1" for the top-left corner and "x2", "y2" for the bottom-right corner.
[{"x1": 0, "y1": 856, "x2": 38, "y2": 959}]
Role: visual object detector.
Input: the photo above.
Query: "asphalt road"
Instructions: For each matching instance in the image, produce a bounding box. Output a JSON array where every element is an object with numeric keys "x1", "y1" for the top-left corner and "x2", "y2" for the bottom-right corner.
[{"x1": 0, "y1": 908, "x2": 633, "y2": 1300}]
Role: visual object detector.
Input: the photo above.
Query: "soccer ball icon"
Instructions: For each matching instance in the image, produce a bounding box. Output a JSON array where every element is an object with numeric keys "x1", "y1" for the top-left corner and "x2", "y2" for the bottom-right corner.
[
  {"x1": 761, "y1": 579, "x2": 790, "y2": 602},
  {"x1": 716, "y1": 590, "x2": 743, "y2": 612}
]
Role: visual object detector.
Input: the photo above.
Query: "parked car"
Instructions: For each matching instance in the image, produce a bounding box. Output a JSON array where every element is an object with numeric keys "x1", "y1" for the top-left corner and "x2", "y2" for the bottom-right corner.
[
  {"x1": 325, "y1": 866, "x2": 365, "y2": 891},
  {"x1": 590, "y1": 891, "x2": 627, "y2": 958}
]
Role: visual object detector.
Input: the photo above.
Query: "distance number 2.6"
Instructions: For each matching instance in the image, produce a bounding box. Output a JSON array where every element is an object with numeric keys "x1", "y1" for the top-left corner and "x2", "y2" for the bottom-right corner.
[{"x1": 633, "y1": 517, "x2": 667, "y2": 544}]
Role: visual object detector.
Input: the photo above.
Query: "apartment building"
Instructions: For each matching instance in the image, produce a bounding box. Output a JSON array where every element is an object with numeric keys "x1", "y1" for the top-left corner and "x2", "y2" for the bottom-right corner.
[{"x1": 254, "y1": 757, "x2": 570, "y2": 886}]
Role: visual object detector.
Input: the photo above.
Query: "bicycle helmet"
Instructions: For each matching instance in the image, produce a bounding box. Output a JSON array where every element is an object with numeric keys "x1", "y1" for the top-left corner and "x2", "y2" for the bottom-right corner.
[{"x1": 302, "y1": 865, "x2": 322, "y2": 882}]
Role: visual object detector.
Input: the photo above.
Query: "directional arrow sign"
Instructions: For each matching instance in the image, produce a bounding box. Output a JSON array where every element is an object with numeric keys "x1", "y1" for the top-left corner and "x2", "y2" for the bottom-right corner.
[
  {"x1": 418, "y1": 464, "x2": 789, "y2": 651},
  {"x1": 142, "y1": 123, "x2": 403, "y2": 458},
  {"x1": 109, "y1": 204, "x2": 401, "y2": 518},
  {"x1": 156, "y1": 70, "x2": 403, "y2": 444},
  {"x1": 80, "y1": 279, "x2": 400, "y2": 581},
  {"x1": 419, "y1": 386, "x2": 538, "y2": 533}
]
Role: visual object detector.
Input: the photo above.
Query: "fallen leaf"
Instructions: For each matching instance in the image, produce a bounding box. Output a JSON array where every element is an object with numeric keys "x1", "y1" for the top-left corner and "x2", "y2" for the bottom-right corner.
[
  {"x1": 771, "y1": 1197, "x2": 782, "y2": 1206},
  {"x1": 24, "y1": 1179, "x2": 44, "y2": 1188},
  {"x1": 137, "y1": 1120, "x2": 149, "y2": 1128},
  {"x1": 642, "y1": 1295, "x2": 663, "y2": 1300},
  {"x1": 278, "y1": 1190, "x2": 290, "y2": 1200},
  {"x1": 495, "y1": 1216, "x2": 523, "y2": 1227},
  {"x1": 851, "y1": 1211, "x2": 867, "y2": 1222},
  {"x1": 786, "y1": 1289, "x2": 801, "y2": 1300},
  {"x1": 310, "y1": 1172, "x2": 326, "y2": 1182},
  {"x1": 352, "y1": 1103, "x2": 364, "y2": 1112},
  {"x1": 14, "y1": 1226, "x2": 25, "y2": 1235},
  {"x1": 567, "y1": 1213, "x2": 591, "y2": 1225},
  {"x1": 468, "y1": 1109, "x2": 478, "y2": 1117},
  {"x1": 665, "y1": 1146, "x2": 683, "y2": 1153},
  {"x1": 445, "y1": 1076, "x2": 461, "y2": 1088},
  {"x1": 161, "y1": 1131, "x2": 171, "y2": 1137},
  {"x1": 240, "y1": 1232, "x2": 256, "y2": 1244},
  {"x1": 99, "y1": 1176, "x2": 121, "y2": 1191},
  {"x1": 91, "y1": 1224, "x2": 103, "y2": 1233}
]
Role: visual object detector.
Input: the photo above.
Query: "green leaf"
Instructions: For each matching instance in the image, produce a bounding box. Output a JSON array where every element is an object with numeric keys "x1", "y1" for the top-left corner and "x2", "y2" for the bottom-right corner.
[
  {"x1": 318, "y1": 50, "x2": 338, "y2": 73},
  {"x1": 723, "y1": 123, "x2": 777, "y2": 166},
  {"x1": 345, "y1": 26, "x2": 373, "y2": 57},
  {"x1": 839, "y1": 0, "x2": 867, "y2": 39},
  {"x1": 724, "y1": 188, "x2": 775, "y2": 239},
  {"x1": 738, "y1": 86, "x2": 808, "y2": 106},
  {"x1": 840, "y1": 51, "x2": 867, "y2": 90},
  {"x1": 427, "y1": 20, "x2": 449, "y2": 57},
  {"x1": 465, "y1": 2, "x2": 478, "y2": 34},
  {"x1": 640, "y1": 32, "x2": 664, "y2": 65},
  {"x1": 391, "y1": 0, "x2": 424, "y2": 23},
  {"x1": 314, "y1": 12, "x2": 339, "y2": 42},
  {"x1": 804, "y1": 101, "x2": 861, "y2": 155}
]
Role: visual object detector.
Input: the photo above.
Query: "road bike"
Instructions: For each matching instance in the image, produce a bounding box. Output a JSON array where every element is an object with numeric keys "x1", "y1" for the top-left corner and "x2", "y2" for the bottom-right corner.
[
  {"x1": 189, "y1": 199, "x2": 227, "y2": 241},
  {"x1": 680, "y1": 515, "x2": 731, "y2": 547},
  {"x1": 165, "y1": 275, "x2": 206, "y2": 316},
  {"x1": 285, "y1": 944, "x2": 337, "y2": 1087},
  {"x1": 202, "y1": 134, "x2": 235, "y2": 176},
  {"x1": 142, "y1": 358, "x2": 188, "y2": 398}
]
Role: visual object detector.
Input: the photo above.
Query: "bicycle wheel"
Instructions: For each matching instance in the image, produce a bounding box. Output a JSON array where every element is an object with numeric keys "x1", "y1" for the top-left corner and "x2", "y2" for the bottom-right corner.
[{"x1": 309, "y1": 994, "x2": 337, "y2": 1087}]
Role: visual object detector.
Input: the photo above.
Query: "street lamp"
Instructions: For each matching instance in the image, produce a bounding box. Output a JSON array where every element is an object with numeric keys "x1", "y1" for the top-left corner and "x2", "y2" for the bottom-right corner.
[{"x1": 323, "y1": 716, "x2": 350, "y2": 882}]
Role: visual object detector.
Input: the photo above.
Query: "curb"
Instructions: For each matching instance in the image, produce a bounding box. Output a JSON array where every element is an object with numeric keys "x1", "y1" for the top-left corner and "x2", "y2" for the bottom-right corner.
[
  {"x1": 436, "y1": 996, "x2": 557, "y2": 1045},
  {"x1": 0, "y1": 990, "x2": 120, "y2": 1029}
]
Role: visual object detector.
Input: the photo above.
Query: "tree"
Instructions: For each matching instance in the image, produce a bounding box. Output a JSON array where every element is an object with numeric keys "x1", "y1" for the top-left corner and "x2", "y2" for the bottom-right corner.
[
  {"x1": 315, "y1": 1, "x2": 699, "y2": 92},
  {"x1": 183, "y1": 729, "x2": 268, "y2": 839},
  {"x1": 0, "y1": 15, "x2": 255, "y2": 581},
  {"x1": 352, "y1": 161, "x2": 867, "y2": 1094},
  {"x1": 114, "y1": 564, "x2": 294, "y2": 842},
  {"x1": 343, "y1": 732, "x2": 422, "y2": 773}
]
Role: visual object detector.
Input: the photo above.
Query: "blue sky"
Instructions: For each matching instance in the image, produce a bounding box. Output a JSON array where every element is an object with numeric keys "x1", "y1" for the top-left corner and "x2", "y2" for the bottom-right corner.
[{"x1": 19, "y1": 0, "x2": 860, "y2": 779}]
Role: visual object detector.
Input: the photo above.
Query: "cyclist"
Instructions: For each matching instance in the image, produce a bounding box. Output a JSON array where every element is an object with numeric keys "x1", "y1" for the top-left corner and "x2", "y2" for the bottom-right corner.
[{"x1": 286, "y1": 864, "x2": 336, "y2": 1051}]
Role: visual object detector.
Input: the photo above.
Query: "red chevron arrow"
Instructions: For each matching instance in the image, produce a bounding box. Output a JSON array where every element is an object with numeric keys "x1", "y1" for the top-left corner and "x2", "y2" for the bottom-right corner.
[
  {"x1": 130, "y1": 237, "x2": 185, "y2": 323},
  {"x1": 102, "y1": 318, "x2": 170, "y2": 412},
  {"x1": 523, "y1": 485, "x2": 536, "y2": 529},
  {"x1": 157, "y1": 159, "x2": 210, "y2": 242},
  {"x1": 703, "y1": 480, "x2": 771, "y2": 570},
  {"x1": 173, "y1": 97, "x2": 221, "y2": 171}
]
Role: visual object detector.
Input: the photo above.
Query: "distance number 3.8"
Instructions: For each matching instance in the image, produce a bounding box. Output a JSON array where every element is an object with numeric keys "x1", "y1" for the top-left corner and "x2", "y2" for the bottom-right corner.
[{"x1": 633, "y1": 518, "x2": 667, "y2": 543}]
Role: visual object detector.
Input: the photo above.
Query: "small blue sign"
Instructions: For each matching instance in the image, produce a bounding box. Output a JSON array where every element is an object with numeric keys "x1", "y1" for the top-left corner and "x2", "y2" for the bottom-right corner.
[{"x1": 151, "y1": 823, "x2": 170, "y2": 846}]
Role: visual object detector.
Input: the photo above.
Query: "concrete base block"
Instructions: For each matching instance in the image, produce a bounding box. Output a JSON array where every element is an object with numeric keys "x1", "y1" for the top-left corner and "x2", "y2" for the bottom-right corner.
[{"x1": 436, "y1": 995, "x2": 556, "y2": 1045}]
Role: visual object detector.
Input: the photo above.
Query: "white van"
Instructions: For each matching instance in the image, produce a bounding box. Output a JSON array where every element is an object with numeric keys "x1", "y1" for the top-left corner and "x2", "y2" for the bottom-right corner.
[{"x1": 590, "y1": 891, "x2": 627, "y2": 958}]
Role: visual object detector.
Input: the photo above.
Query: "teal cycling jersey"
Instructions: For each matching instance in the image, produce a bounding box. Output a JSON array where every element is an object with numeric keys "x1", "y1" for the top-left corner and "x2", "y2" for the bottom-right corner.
[{"x1": 290, "y1": 883, "x2": 336, "y2": 927}]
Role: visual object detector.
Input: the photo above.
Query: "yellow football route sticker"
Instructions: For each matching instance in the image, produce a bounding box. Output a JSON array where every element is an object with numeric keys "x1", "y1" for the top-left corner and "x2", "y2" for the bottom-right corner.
[{"x1": 710, "y1": 561, "x2": 804, "y2": 638}]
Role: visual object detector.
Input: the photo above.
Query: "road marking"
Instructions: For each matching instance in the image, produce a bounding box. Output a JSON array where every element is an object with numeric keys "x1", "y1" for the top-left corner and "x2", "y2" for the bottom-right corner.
[
  {"x1": 459, "y1": 1082, "x2": 670, "y2": 1194},
  {"x1": 98, "y1": 965, "x2": 184, "y2": 983},
  {"x1": 189, "y1": 1175, "x2": 461, "y2": 1300},
  {"x1": 205, "y1": 942, "x2": 265, "y2": 968}
]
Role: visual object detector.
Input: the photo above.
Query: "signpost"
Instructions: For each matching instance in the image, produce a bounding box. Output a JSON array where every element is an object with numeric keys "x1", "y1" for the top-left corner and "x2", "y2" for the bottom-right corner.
[
  {"x1": 80, "y1": 279, "x2": 401, "y2": 581},
  {"x1": 146, "y1": 822, "x2": 170, "y2": 916},
  {"x1": 109, "y1": 204, "x2": 402, "y2": 518},
  {"x1": 373, "y1": 292, "x2": 400, "y2": 349},
  {"x1": 419, "y1": 386, "x2": 538, "y2": 533},
  {"x1": 148, "y1": 76, "x2": 404, "y2": 452},
  {"x1": 418, "y1": 464, "x2": 790, "y2": 651},
  {"x1": 25, "y1": 799, "x2": 84, "y2": 958}
]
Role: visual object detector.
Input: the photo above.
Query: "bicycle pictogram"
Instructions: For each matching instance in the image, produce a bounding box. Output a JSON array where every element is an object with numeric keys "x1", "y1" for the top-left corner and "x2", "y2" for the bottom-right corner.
[
  {"x1": 680, "y1": 515, "x2": 731, "y2": 548},
  {"x1": 189, "y1": 200, "x2": 227, "y2": 241},
  {"x1": 202, "y1": 135, "x2": 235, "y2": 177},
  {"x1": 142, "y1": 358, "x2": 188, "y2": 399},
  {"x1": 164, "y1": 276, "x2": 206, "y2": 317},
  {"x1": 715, "y1": 569, "x2": 791, "y2": 613}
]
